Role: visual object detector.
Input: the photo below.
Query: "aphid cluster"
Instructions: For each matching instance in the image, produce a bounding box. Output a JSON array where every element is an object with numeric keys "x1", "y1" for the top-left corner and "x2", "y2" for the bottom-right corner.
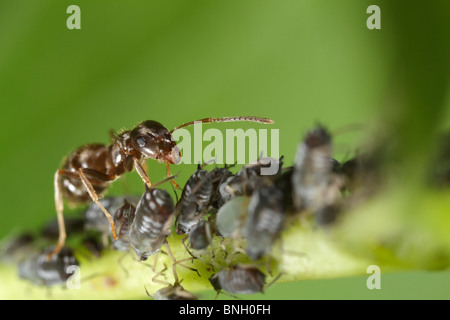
[{"x1": 5, "y1": 118, "x2": 448, "y2": 300}]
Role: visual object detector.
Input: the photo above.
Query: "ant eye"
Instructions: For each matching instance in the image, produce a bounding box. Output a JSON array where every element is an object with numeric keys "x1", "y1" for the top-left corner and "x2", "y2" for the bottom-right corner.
[{"x1": 136, "y1": 137, "x2": 146, "y2": 148}]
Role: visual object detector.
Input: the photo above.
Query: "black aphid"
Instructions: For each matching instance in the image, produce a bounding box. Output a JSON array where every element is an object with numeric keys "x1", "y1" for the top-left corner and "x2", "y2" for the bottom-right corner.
[
  {"x1": 175, "y1": 165, "x2": 213, "y2": 235},
  {"x1": 129, "y1": 187, "x2": 175, "y2": 261},
  {"x1": 244, "y1": 183, "x2": 287, "y2": 261},
  {"x1": 209, "y1": 265, "x2": 266, "y2": 295},
  {"x1": 18, "y1": 247, "x2": 79, "y2": 287},
  {"x1": 292, "y1": 125, "x2": 335, "y2": 212}
]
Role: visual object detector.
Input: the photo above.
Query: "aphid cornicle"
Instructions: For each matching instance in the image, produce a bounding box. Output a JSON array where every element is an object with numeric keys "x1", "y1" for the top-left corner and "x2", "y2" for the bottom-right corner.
[
  {"x1": 209, "y1": 265, "x2": 266, "y2": 295},
  {"x1": 129, "y1": 186, "x2": 175, "y2": 261},
  {"x1": 18, "y1": 247, "x2": 79, "y2": 287},
  {"x1": 52, "y1": 116, "x2": 273, "y2": 257}
]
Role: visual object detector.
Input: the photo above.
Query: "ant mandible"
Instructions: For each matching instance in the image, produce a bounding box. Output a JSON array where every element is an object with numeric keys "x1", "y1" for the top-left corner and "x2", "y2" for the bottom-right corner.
[{"x1": 51, "y1": 116, "x2": 274, "y2": 257}]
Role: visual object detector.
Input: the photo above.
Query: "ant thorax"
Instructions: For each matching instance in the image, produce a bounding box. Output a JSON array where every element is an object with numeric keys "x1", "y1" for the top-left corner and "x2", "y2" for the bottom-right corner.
[{"x1": 109, "y1": 131, "x2": 139, "y2": 176}]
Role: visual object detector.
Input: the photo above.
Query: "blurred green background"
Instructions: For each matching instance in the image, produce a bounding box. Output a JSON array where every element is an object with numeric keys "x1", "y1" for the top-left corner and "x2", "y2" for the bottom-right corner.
[{"x1": 0, "y1": 0, "x2": 449, "y2": 299}]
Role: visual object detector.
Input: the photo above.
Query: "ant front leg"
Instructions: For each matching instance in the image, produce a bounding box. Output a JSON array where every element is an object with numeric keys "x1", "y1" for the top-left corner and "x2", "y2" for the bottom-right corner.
[
  {"x1": 133, "y1": 158, "x2": 152, "y2": 188},
  {"x1": 165, "y1": 161, "x2": 180, "y2": 189}
]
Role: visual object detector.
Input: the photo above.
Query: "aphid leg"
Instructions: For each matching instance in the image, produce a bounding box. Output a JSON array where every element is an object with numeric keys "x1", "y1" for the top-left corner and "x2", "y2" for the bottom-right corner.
[
  {"x1": 232, "y1": 238, "x2": 247, "y2": 256},
  {"x1": 264, "y1": 272, "x2": 283, "y2": 292},
  {"x1": 152, "y1": 251, "x2": 160, "y2": 273},
  {"x1": 181, "y1": 235, "x2": 196, "y2": 261},
  {"x1": 181, "y1": 236, "x2": 217, "y2": 272},
  {"x1": 151, "y1": 263, "x2": 171, "y2": 286},
  {"x1": 77, "y1": 169, "x2": 118, "y2": 240},
  {"x1": 163, "y1": 242, "x2": 180, "y2": 283},
  {"x1": 164, "y1": 242, "x2": 200, "y2": 278},
  {"x1": 133, "y1": 158, "x2": 152, "y2": 188},
  {"x1": 219, "y1": 236, "x2": 230, "y2": 260},
  {"x1": 144, "y1": 285, "x2": 153, "y2": 298},
  {"x1": 213, "y1": 289, "x2": 241, "y2": 300},
  {"x1": 118, "y1": 251, "x2": 130, "y2": 277},
  {"x1": 165, "y1": 161, "x2": 180, "y2": 189},
  {"x1": 47, "y1": 169, "x2": 67, "y2": 258}
]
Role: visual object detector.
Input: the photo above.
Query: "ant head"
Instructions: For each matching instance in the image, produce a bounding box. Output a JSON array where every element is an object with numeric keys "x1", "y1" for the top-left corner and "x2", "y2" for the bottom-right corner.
[{"x1": 130, "y1": 120, "x2": 181, "y2": 164}]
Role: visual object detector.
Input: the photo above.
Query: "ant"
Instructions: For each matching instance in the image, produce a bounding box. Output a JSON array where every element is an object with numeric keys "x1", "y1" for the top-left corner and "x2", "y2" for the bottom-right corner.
[{"x1": 52, "y1": 116, "x2": 273, "y2": 257}]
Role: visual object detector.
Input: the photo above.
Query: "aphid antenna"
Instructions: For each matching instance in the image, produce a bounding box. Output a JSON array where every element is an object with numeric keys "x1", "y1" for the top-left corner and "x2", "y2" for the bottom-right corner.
[
  {"x1": 170, "y1": 181, "x2": 180, "y2": 203},
  {"x1": 118, "y1": 251, "x2": 131, "y2": 277},
  {"x1": 211, "y1": 161, "x2": 238, "y2": 174},
  {"x1": 263, "y1": 272, "x2": 283, "y2": 292},
  {"x1": 213, "y1": 289, "x2": 241, "y2": 300},
  {"x1": 199, "y1": 157, "x2": 218, "y2": 169},
  {"x1": 144, "y1": 285, "x2": 154, "y2": 299},
  {"x1": 145, "y1": 173, "x2": 180, "y2": 190},
  {"x1": 169, "y1": 116, "x2": 274, "y2": 134},
  {"x1": 276, "y1": 237, "x2": 308, "y2": 260},
  {"x1": 79, "y1": 271, "x2": 115, "y2": 286},
  {"x1": 330, "y1": 122, "x2": 365, "y2": 136}
]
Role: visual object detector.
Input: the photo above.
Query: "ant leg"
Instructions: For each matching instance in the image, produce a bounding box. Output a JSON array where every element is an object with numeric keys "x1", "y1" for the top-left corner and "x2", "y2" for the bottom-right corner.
[
  {"x1": 165, "y1": 162, "x2": 180, "y2": 189},
  {"x1": 133, "y1": 158, "x2": 152, "y2": 188},
  {"x1": 80, "y1": 168, "x2": 117, "y2": 182},
  {"x1": 77, "y1": 169, "x2": 118, "y2": 240},
  {"x1": 48, "y1": 169, "x2": 67, "y2": 258}
]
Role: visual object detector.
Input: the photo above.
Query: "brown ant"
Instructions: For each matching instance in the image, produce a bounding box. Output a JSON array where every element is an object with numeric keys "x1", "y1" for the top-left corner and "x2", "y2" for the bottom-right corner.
[{"x1": 52, "y1": 117, "x2": 274, "y2": 257}]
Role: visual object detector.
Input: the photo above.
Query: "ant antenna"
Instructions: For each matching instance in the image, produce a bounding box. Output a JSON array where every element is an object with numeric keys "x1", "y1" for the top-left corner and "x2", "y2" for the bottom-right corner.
[{"x1": 170, "y1": 117, "x2": 274, "y2": 133}]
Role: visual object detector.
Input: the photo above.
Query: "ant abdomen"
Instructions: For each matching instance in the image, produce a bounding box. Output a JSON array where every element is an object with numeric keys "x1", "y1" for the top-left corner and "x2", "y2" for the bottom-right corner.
[{"x1": 61, "y1": 144, "x2": 113, "y2": 203}]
